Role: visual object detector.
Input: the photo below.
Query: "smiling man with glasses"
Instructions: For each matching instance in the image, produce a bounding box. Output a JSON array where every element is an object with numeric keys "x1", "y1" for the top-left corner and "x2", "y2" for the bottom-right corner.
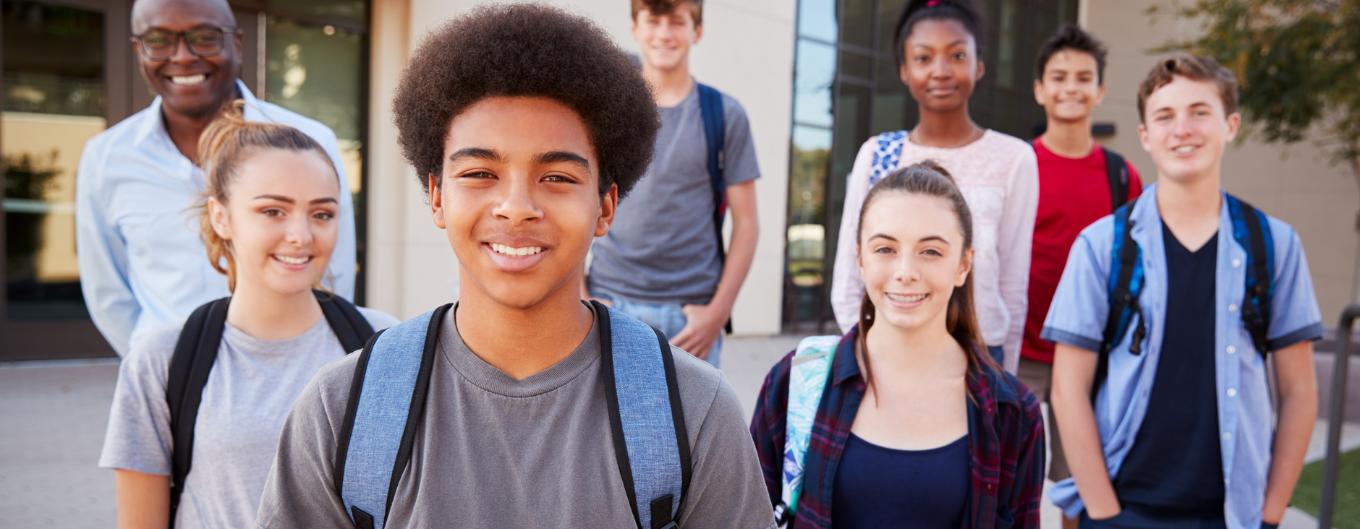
[{"x1": 75, "y1": 0, "x2": 357, "y2": 357}]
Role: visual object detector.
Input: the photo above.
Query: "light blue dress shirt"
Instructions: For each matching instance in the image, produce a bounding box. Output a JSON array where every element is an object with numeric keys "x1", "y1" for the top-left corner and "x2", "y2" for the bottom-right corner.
[
  {"x1": 1042, "y1": 184, "x2": 1322, "y2": 528},
  {"x1": 76, "y1": 80, "x2": 356, "y2": 356}
]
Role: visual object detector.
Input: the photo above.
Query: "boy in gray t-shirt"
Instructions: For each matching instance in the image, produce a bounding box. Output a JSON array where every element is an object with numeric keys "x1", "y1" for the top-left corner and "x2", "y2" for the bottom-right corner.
[
  {"x1": 256, "y1": 6, "x2": 774, "y2": 529},
  {"x1": 587, "y1": 0, "x2": 762, "y2": 367}
]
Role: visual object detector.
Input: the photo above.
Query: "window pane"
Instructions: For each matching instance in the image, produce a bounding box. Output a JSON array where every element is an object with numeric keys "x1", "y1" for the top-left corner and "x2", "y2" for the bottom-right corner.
[
  {"x1": 2, "y1": 1, "x2": 106, "y2": 319},
  {"x1": 264, "y1": 16, "x2": 365, "y2": 197},
  {"x1": 839, "y1": 0, "x2": 873, "y2": 50},
  {"x1": 838, "y1": 49, "x2": 872, "y2": 83},
  {"x1": 794, "y1": 39, "x2": 836, "y2": 128},
  {"x1": 797, "y1": 0, "x2": 836, "y2": 42},
  {"x1": 787, "y1": 126, "x2": 832, "y2": 323},
  {"x1": 264, "y1": 0, "x2": 366, "y2": 28}
]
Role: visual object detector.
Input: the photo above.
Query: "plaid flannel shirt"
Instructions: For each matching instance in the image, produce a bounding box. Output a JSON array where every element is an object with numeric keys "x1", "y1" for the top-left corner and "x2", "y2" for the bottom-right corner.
[{"x1": 749, "y1": 327, "x2": 1046, "y2": 528}]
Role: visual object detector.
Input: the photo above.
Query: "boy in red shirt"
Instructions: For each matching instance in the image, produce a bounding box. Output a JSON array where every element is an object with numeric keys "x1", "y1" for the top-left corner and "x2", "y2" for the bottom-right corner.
[{"x1": 1020, "y1": 24, "x2": 1142, "y2": 525}]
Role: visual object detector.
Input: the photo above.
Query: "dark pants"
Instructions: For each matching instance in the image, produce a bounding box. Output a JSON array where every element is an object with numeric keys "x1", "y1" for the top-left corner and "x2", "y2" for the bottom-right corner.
[
  {"x1": 987, "y1": 345, "x2": 1005, "y2": 366},
  {"x1": 1079, "y1": 507, "x2": 1226, "y2": 529}
]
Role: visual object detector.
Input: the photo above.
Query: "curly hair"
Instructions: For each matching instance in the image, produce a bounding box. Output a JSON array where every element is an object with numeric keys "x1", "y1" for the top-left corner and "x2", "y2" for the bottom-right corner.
[{"x1": 393, "y1": 4, "x2": 658, "y2": 199}]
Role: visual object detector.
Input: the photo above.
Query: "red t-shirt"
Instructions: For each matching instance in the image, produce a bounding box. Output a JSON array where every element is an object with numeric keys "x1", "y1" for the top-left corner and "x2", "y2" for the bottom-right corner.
[{"x1": 1023, "y1": 139, "x2": 1143, "y2": 364}]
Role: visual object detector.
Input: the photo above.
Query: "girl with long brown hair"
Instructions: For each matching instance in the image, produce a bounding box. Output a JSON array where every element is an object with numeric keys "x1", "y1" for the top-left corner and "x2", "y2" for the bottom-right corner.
[
  {"x1": 98, "y1": 104, "x2": 397, "y2": 529},
  {"x1": 751, "y1": 161, "x2": 1045, "y2": 528}
]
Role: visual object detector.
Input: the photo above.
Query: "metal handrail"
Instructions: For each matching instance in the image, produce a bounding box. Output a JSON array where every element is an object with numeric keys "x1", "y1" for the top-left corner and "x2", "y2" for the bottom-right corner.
[{"x1": 1320, "y1": 303, "x2": 1360, "y2": 529}]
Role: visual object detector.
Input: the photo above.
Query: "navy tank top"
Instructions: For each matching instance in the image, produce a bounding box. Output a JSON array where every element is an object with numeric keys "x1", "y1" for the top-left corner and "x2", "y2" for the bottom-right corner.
[{"x1": 831, "y1": 433, "x2": 969, "y2": 528}]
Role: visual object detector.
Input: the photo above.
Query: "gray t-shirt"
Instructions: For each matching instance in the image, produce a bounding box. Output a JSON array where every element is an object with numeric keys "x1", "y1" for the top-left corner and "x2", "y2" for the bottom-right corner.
[
  {"x1": 99, "y1": 307, "x2": 399, "y2": 529},
  {"x1": 588, "y1": 84, "x2": 761, "y2": 304},
  {"x1": 256, "y1": 307, "x2": 776, "y2": 529}
]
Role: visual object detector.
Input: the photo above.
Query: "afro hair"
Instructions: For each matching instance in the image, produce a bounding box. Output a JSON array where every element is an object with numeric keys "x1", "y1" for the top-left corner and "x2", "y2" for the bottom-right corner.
[{"x1": 393, "y1": 3, "x2": 658, "y2": 199}]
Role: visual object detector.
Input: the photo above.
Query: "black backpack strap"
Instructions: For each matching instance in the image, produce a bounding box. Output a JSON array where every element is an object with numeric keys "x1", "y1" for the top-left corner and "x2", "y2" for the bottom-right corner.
[
  {"x1": 1095, "y1": 200, "x2": 1145, "y2": 402},
  {"x1": 696, "y1": 82, "x2": 733, "y2": 335},
  {"x1": 1227, "y1": 195, "x2": 1274, "y2": 357},
  {"x1": 1102, "y1": 147, "x2": 1130, "y2": 211},
  {"x1": 315, "y1": 290, "x2": 376, "y2": 353},
  {"x1": 165, "y1": 296, "x2": 231, "y2": 524}
]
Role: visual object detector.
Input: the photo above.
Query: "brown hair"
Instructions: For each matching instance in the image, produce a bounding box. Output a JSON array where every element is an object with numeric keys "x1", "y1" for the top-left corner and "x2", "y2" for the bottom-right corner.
[
  {"x1": 854, "y1": 160, "x2": 999, "y2": 399},
  {"x1": 631, "y1": 0, "x2": 703, "y2": 26},
  {"x1": 197, "y1": 101, "x2": 338, "y2": 291},
  {"x1": 1136, "y1": 52, "x2": 1239, "y2": 123}
]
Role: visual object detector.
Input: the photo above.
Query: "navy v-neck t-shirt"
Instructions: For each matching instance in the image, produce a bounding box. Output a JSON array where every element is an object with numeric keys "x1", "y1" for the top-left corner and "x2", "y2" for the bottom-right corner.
[{"x1": 1114, "y1": 224, "x2": 1225, "y2": 517}]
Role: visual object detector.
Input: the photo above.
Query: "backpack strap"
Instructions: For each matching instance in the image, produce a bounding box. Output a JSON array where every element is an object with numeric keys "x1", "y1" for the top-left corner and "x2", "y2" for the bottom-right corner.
[
  {"x1": 314, "y1": 290, "x2": 376, "y2": 353},
  {"x1": 336, "y1": 305, "x2": 450, "y2": 529},
  {"x1": 1226, "y1": 194, "x2": 1275, "y2": 357},
  {"x1": 1101, "y1": 147, "x2": 1130, "y2": 211},
  {"x1": 1095, "y1": 198, "x2": 1147, "y2": 401},
  {"x1": 774, "y1": 335, "x2": 841, "y2": 525},
  {"x1": 597, "y1": 300, "x2": 690, "y2": 529},
  {"x1": 696, "y1": 82, "x2": 734, "y2": 335},
  {"x1": 868, "y1": 130, "x2": 908, "y2": 187},
  {"x1": 165, "y1": 296, "x2": 231, "y2": 524}
]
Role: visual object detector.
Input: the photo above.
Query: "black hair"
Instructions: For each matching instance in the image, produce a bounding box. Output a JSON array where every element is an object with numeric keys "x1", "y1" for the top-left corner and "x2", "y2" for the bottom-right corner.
[
  {"x1": 393, "y1": 4, "x2": 658, "y2": 199},
  {"x1": 1034, "y1": 24, "x2": 1108, "y2": 84},
  {"x1": 893, "y1": 0, "x2": 984, "y2": 66}
]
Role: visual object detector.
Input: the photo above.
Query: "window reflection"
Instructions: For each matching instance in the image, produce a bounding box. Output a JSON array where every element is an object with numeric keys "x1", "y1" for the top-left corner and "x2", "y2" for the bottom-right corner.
[{"x1": 3, "y1": 1, "x2": 105, "y2": 319}]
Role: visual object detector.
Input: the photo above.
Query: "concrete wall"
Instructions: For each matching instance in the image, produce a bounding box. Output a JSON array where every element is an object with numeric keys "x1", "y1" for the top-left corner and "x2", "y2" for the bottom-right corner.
[
  {"x1": 1085, "y1": 0, "x2": 1360, "y2": 324},
  {"x1": 365, "y1": 0, "x2": 795, "y2": 334}
]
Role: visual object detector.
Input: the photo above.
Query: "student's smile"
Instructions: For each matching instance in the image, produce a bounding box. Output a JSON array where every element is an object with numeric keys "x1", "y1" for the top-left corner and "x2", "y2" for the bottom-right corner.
[{"x1": 481, "y1": 237, "x2": 551, "y2": 273}]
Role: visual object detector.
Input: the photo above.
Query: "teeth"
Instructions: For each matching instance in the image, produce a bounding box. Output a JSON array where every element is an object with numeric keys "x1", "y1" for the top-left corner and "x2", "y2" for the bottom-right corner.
[
  {"x1": 885, "y1": 293, "x2": 927, "y2": 303},
  {"x1": 490, "y1": 243, "x2": 543, "y2": 257},
  {"x1": 1174, "y1": 146, "x2": 1196, "y2": 154},
  {"x1": 170, "y1": 74, "x2": 206, "y2": 85},
  {"x1": 275, "y1": 255, "x2": 310, "y2": 265}
]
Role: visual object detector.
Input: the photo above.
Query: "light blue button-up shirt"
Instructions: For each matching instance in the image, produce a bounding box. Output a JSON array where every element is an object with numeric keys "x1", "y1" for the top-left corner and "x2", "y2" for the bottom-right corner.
[
  {"x1": 1042, "y1": 184, "x2": 1322, "y2": 529},
  {"x1": 75, "y1": 81, "x2": 356, "y2": 356}
]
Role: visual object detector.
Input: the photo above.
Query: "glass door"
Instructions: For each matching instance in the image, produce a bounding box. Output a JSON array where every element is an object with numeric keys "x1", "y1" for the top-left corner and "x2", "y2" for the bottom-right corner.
[{"x1": 1, "y1": 0, "x2": 132, "y2": 361}]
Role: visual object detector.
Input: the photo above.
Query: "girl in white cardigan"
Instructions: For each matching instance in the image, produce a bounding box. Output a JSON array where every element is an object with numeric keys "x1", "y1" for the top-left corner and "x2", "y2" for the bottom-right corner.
[{"x1": 830, "y1": 0, "x2": 1038, "y2": 373}]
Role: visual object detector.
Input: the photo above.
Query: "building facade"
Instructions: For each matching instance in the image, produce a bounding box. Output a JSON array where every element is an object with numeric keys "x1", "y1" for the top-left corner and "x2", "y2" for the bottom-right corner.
[{"x1": 1, "y1": 0, "x2": 1353, "y2": 361}]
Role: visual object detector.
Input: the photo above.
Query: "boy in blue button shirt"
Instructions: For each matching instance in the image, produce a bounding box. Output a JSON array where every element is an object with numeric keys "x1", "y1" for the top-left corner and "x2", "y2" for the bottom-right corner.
[{"x1": 1044, "y1": 53, "x2": 1321, "y2": 529}]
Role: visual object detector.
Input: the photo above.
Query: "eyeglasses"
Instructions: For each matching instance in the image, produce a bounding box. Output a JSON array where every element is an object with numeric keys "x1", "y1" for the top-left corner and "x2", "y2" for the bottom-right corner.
[{"x1": 133, "y1": 25, "x2": 237, "y2": 61}]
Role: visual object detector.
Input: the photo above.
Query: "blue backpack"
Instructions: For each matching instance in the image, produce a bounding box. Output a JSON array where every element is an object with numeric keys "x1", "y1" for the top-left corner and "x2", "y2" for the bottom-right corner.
[
  {"x1": 333, "y1": 301, "x2": 691, "y2": 529},
  {"x1": 1092, "y1": 193, "x2": 1275, "y2": 399},
  {"x1": 771, "y1": 335, "x2": 840, "y2": 525}
]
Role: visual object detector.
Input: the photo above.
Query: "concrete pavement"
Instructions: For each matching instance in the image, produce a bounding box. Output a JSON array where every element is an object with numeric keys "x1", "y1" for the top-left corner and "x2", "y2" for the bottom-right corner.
[{"x1": 3, "y1": 335, "x2": 1354, "y2": 528}]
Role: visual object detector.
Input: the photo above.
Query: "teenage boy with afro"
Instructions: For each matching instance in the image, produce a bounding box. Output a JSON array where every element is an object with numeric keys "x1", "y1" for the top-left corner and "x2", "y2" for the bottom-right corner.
[
  {"x1": 254, "y1": 5, "x2": 775, "y2": 529},
  {"x1": 586, "y1": 0, "x2": 762, "y2": 366}
]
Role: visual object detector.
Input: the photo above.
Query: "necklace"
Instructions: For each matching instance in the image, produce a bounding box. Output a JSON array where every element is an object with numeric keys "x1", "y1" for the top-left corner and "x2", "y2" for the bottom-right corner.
[{"x1": 910, "y1": 125, "x2": 985, "y2": 149}]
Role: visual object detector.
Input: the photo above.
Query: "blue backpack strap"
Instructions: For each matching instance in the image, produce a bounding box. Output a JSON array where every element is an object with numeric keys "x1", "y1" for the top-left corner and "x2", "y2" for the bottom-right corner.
[
  {"x1": 1226, "y1": 194, "x2": 1274, "y2": 357},
  {"x1": 1095, "y1": 198, "x2": 1146, "y2": 401},
  {"x1": 597, "y1": 300, "x2": 689, "y2": 529},
  {"x1": 868, "y1": 130, "x2": 908, "y2": 187},
  {"x1": 774, "y1": 334, "x2": 840, "y2": 525},
  {"x1": 696, "y1": 83, "x2": 734, "y2": 335},
  {"x1": 336, "y1": 304, "x2": 451, "y2": 529}
]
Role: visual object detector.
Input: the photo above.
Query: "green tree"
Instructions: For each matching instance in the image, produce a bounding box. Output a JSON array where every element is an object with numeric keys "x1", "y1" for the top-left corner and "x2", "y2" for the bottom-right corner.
[{"x1": 1152, "y1": 0, "x2": 1360, "y2": 301}]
